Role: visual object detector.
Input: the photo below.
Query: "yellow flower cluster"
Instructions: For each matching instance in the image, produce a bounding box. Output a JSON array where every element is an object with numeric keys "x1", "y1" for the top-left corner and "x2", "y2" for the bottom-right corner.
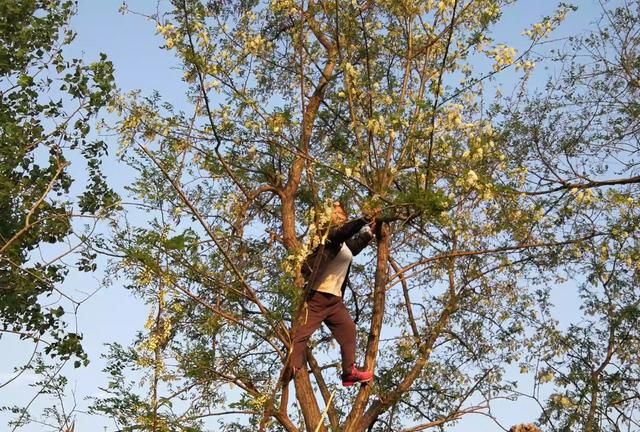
[
  {"x1": 156, "y1": 22, "x2": 176, "y2": 36},
  {"x1": 121, "y1": 111, "x2": 142, "y2": 130},
  {"x1": 156, "y1": 22, "x2": 179, "y2": 49},
  {"x1": 246, "y1": 34, "x2": 266, "y2": 54},
  {"x1": 268, "y1": 113, "x2": 287, "y2": 132},
  {"x1": 366, "y1": 115, "x2": 387, "y2": 136},
  {"x1": 281, "y1": 202, "x2": 335, "y2": 276},
  {"x1": 570, "y1": 187, "x2": 594, "y2": 205},
  {"x1": 464, "y1": 169, "x2": 479, "y2": 187},
  {"x1": 482, "y1": 2, "x2": 500, "y2": 19},
  {"x1": 523, "y1": 7, "x2": 570, "y2": 40},
  {"x1": 343, "y1": 62, "x2": 359, "y2": 79},
  {"x1": 431, "y1": 104, "x2": 458, "y2": 132},
  {"x1": 248, "y1": 394, "x2": 269, "y2": 409},
  {"x1": 270, "y1": 0, "x2": 297, "y2": 14},
  {"x1": 488, "y1": 44, "x2": 516, "y2": 71},
  {"x1": 524, "y1": 21, "x2": 553, "y2": 39},
  {"x1": 137, "y1": 288, "x2": 174, "y2": 368},
  {"x1": 197, "y1": 29, "x2": 209, "y2": 47},
  {"x1": 436, "y1": 0, "x2": 457, "y2": 13},
  {"x1": 515, "y1": 60, "x2": 536, "y2": 73},
  {"x1": 551, "y1": 393, "x2": 574, "y2": 408},
  {"x1": 462, "y1": 136, "x2": 493, "y2": 162},
  {"x1": 538, "y1": 370, "x2": 555, "y2": 383},
  {"x1": 446, "y1": 106, "x2": 464, "y2": 127}
]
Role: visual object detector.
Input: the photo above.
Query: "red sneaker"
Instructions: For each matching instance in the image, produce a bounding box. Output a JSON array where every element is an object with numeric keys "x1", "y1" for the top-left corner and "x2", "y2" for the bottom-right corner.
[{"x1": 341, "y1": 365, "x2": 373, "y2": 387}]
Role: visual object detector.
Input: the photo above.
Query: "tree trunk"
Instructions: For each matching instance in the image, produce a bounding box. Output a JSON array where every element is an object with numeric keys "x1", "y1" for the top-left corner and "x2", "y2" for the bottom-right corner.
[
  {"x1": 344, "y1": 222, "x2": 391, "y2": 432},
  {"x1": 295, "y1": 369, "x2": 327, "y2": 432}
]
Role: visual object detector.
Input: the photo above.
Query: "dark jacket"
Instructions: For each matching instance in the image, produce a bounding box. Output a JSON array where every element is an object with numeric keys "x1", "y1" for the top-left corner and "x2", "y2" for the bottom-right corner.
[{"x1": 301, "y1": 218, "x2": 374, "y2": 297}]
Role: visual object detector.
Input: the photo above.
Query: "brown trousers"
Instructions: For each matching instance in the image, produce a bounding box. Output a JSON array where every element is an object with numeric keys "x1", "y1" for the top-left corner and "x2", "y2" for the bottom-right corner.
[{"x1": 291, "y1": 290, "x2": 356, "y2": 373}]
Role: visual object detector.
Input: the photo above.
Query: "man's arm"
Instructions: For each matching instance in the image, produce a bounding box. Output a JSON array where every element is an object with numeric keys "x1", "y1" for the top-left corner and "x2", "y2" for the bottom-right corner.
[
  {"x1": 345, "y1": 226, "x2": 374, "y2": 256},
  {"x1": 326, "y1": 218, "x2": 368, "y2": 244}
]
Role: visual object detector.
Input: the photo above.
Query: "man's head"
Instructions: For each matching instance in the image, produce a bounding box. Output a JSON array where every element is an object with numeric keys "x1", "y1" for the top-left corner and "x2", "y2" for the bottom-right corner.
[{"x1": 331, "y1": 201, "x2": 348, "y2": 225}]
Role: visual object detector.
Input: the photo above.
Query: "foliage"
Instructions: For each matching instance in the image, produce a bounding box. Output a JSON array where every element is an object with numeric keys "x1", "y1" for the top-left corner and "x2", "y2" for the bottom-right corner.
[
  {"x1": 0, "y1": 0, "x2": 117, "y2": 363},
  {"x1": 79, "y1": 0, "x2": 638, "y2": 431},
  {"x1": 0, "y1": 353, "x2": 78, "y2": 431},
  {"x1": 501, "y1": 3, "x2": 640, "y2": 430}
]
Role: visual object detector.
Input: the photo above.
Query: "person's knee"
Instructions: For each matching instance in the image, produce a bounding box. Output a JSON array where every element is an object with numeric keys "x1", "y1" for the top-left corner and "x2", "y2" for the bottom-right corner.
[
  {"x1": 347, "y1": 319, "x2": 356, "y2": 332},
  {"x1": 342, "y1": 319, "x2": 356, "y2": 335},
  {"x1": 292, "y1": 332, "x2": 311, "y2": 345}
]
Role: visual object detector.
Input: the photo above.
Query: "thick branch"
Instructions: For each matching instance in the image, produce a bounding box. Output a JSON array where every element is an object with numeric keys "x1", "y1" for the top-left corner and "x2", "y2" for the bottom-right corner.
[
  {"x1": 281, "y1": 4, "x2": 337, "y2": 250},
  {"x1": 517, "y1": 175, "x2": 640, "y2": 196},
  {"x1": 344, "y1": 222, "x2": 390, "y2": 431}
]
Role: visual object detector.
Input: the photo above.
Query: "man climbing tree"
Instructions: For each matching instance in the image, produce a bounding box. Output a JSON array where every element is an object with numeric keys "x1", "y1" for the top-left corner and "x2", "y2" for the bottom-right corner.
[
  {"x1": 93, "y1": 0, "x2": 640, "y2": 431},
  {"x1": 290, "y1": 201, "x2": 376, "y2": 386}
]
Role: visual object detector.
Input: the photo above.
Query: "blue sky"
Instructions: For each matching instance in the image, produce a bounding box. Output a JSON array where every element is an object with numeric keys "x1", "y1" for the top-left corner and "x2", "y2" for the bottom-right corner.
[{"x1": 0, "y1": 1, "x2": 614, "y2": 431}]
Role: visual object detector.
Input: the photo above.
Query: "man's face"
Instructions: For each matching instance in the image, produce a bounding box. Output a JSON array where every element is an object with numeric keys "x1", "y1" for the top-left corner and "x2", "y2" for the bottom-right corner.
[{"x1": 331, "y1": 202, "x2": 348, "y2": 225}]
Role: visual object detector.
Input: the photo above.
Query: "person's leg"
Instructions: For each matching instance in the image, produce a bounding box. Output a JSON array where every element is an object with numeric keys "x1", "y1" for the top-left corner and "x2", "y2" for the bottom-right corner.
[
  {"x1": 325, "y1": 298, "x2": 373, "y2": 386},
  {"x1": 290, "y1": 291, "x2": 329, "y2": 370},
  {"x1": 324, "y1": 299, "x2": 357, "y2": 373}
]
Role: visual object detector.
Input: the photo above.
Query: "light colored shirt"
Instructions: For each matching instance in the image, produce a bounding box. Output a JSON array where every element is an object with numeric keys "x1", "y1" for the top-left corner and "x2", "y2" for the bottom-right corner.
[{"x1": 312, "y1": 243, "x2": 353, "y2": 297}]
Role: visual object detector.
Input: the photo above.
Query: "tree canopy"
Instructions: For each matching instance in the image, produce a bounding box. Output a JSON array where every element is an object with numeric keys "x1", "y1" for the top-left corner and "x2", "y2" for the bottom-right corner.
[{"x1": 1, "y1": 0, "x2": 639, "y2": 431}]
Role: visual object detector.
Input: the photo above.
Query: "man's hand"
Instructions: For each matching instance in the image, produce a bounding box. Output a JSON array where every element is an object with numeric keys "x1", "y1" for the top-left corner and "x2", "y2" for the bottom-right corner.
[
  {"x1": 367, "y1": 219, "x2": 376, "y2": 236},
  {"x1": 363, "y1": 206, "x2": 381, "y2": 222},
  {"x1": 358, "y1": 221, "x2": 375, "y2": 238},
  {"x1": 365, "y1": 207, "x2": 381, "y2": 236}
]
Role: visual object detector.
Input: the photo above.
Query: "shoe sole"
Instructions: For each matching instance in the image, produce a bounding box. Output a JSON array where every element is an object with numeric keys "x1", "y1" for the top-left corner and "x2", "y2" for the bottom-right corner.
[{"x1": 342, "y1": 376, "x2": 373, "y2": 387}]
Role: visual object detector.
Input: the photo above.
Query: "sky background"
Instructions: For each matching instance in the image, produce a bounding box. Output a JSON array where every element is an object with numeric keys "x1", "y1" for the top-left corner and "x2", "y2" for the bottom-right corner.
[{"x1": 0, "y1": 1, "x2": 616, "y2": 431}]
